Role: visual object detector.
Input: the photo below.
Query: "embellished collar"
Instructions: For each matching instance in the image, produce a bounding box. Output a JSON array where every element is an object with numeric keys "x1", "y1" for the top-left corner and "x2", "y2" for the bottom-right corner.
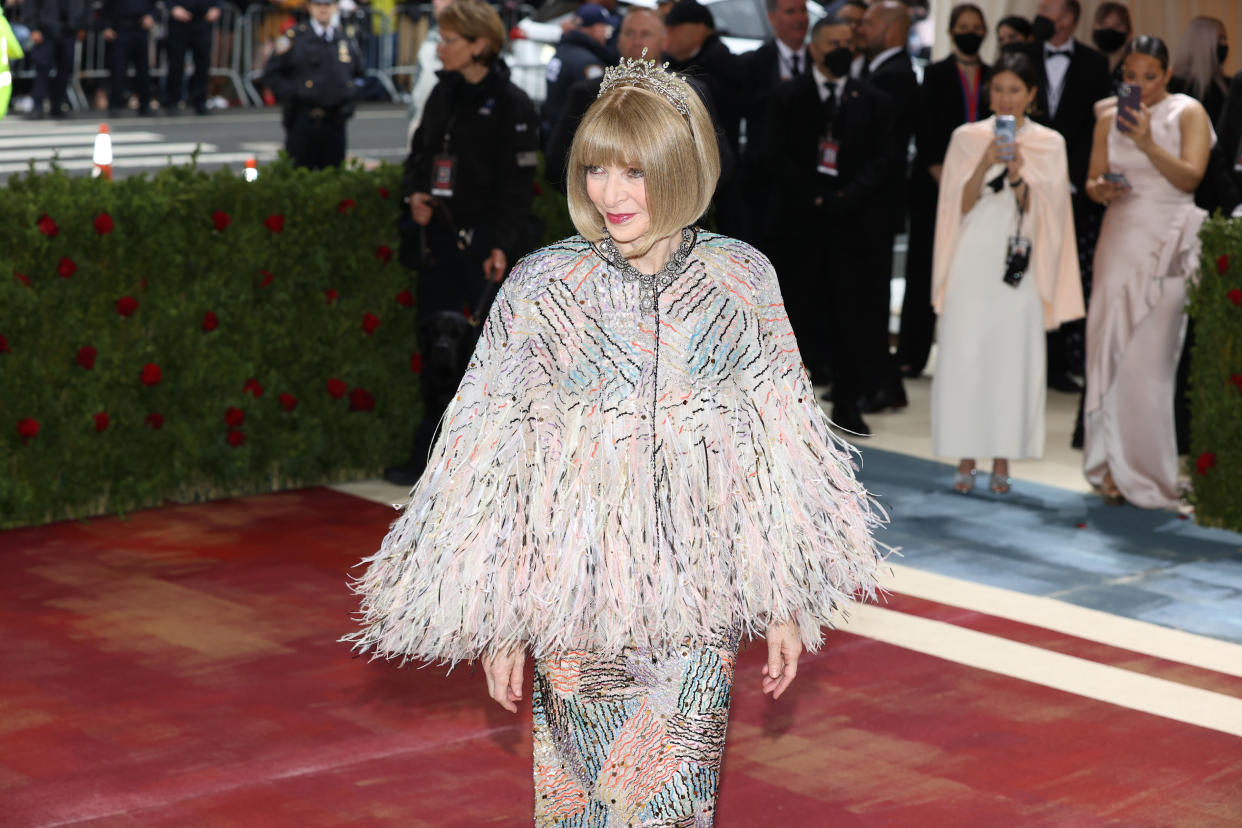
[{"x1": 594, "y1": 227, "x2": 697, "y2": 312}]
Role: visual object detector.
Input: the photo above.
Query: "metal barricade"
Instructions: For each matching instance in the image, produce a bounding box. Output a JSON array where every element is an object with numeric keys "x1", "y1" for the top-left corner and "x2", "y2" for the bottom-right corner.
[
  {"x1": 206, "y1": 3, "x2": 250, "y2": 107},
  {"x1": 242, "y1": 2, "x2": 304, "y2": 107}
]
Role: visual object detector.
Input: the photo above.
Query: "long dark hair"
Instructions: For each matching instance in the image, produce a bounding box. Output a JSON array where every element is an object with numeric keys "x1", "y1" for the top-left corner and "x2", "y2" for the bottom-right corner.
[
  {"x1": 1122, "y1": 35, "x2": 1171, "y2": 71},
  {"x1": 949, "y1": 3, "x2": 985, "y2": 31},
  {"x1": 997, "y1": 15, "x2": 1033, "y2": 39},
  {"x1": 993, "y1": 51, "x2": 1041, "y2": 91}
]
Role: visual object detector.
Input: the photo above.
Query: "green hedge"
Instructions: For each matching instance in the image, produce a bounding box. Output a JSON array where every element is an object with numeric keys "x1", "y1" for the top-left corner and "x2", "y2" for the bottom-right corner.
[
  {"x1": 0, "y1": 160, "x2": 420, "y2": 528},
  {"x1": 1190, "y1": 216, "x2": 1242, "y2": 531}
]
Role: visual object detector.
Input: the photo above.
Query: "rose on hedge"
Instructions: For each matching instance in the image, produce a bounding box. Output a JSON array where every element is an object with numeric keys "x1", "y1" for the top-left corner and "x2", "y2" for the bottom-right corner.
[
  {"x1": 349, "y1": 387, "x2": 376, "y2": 412},
  {"x1": 76, "y1": 346, "x2": 97, "y2": 370},
  {"x1": 14, "y1": 272, "x2": 30, "y2": 286},
  {"x1": 395, "y1": 289, "x2": 414, "y2": 307},
  {"x1": 375, "y1": 245, "x2": 393, "y2": 264},
  {"x1": 243, "y1": 378, "x2": 264, "y2": 398},
  {"x1": 324, "y1": 289, "x2": 339, "y2": 304},
  {"x1": 17, "y1": 417, "x2": 40, "y2": 440},
  {"x1": 94, "y1": 213, "x2": 114, "y2": 236},
  {"x1": 326, "y1": 377, "x2": 347, "y2": 398},
  {"x1": 116, "y1": 296, "x2": 139, "y2": 317},
  {"x1": 227, "y1": 429, "x2": 246, "y2": 447},
  {"x1": 362, "y1": 312, "x2": 381, "y2": 335},
  {"x1": 259, "y1": 270, "x2": 275, "y2": 288},
  {"x1": 0, "y1": 334, "x2": 9, "y2": 354},
  {"x1": 264, "y1": 214, "x2": 285, "y2": 234},
  {"x1": 377, "y1": 186, "x2": 390, "y2": 199},
  {"x1": 140, "y1": 363, "x2": 163, "y2": 386},
  {"x1": 212, "y1": 211, "x2": 232, "y2": 232},
  {"x1": 1229, "y1": 288, "x2": 1242, "y2": 306},
  {"x1": 94, "y1": 411, "x2": 110, "y2": 432},
  {"x1": 37, "y1": 213, "x2": 58, "y2": 237},
  {"x1": 1197, "y1": 452, "x2": 1217, "y2": 476},
  {"x1": 202, "y1": 311, "x2": 220, "y2": 332},
  {"x1": 409, "y1": 353, "x2": 423, "y2": 374},
  {"x1": 279, "y1": 393, "x2": 298, "y2": 412},
  {"x1": 337, "y1": 198, "x2": 356, "y2": 214},
  {"x1": 225, "y1": 406, "x2": 245, "y2": 427},
  {"x1": 145, "y1": 412, "x2": 164, "y2": 429},
  {"x1": 58, "y1": 257, "x2": 77, "y2": 278},
  {"x1": 1231, "y1": 374, "x2": 1242, "y2": 392}
]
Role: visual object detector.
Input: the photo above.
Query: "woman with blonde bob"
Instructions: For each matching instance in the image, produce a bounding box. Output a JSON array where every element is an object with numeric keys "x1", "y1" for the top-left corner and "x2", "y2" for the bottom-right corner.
[{"x1": 346, "y1": 56, "x2": 884, "y2": 826}]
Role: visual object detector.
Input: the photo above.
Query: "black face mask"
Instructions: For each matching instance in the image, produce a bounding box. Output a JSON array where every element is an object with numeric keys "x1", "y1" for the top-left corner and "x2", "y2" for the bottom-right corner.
[
  {"x1": 823, "y1": 46, "x2": 854, "y2": 79},
  {"x1": 1092, "y1": 28, "x2": 1127, "y2": 54},
  {"x1": 953, "y1": 32, "x2": 984, "y2": 57},
  {"x1": 1219, "y1": 43, "x2": 1230, "y2": 65},
  {"x1": 1000, "y1": 41, "x2": 1026, "y2": 54},
  {"x1": 1032, "y1": 15, "x2": 1055, "y2": 41}
]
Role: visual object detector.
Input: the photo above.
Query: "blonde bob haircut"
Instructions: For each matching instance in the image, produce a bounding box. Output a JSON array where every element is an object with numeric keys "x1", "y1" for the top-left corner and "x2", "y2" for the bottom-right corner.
[
  {"x1": 566, "y1": 78, "x2": 720, "y2": 257},
  {"x1": 437, "y1": 0, "x2": 506, "y2": 66}
]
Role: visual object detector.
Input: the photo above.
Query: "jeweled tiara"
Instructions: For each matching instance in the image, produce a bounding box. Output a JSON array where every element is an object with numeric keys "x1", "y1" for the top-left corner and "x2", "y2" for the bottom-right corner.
[{"x1": 597, "y1": 48, "x2": 691, "y2": 117}]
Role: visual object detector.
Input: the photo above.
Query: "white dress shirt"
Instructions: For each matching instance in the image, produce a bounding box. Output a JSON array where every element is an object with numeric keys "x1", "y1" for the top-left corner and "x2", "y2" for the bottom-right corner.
[
  {"x1": 812, "y1": 64, "x2": 847, "y2": 105},
  {"x1": 775, "y1": 38, "x2": 809, "y2": 81},
  {"x1": 310, "y1": 19, "x2": 336, "y2": 41},
  {"x1": 1044, "y1": 40, "x2": 1075, "y2": 118}
]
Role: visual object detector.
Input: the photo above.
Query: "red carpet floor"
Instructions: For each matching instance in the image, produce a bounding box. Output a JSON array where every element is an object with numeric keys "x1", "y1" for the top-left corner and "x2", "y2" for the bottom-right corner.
[{"x1": 2, "y1": 488, "x2": 1239, "y2": 826}]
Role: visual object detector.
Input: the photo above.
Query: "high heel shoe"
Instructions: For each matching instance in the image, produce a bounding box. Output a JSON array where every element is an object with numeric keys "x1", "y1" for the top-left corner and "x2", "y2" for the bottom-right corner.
[
  {"x1": 953, "y1": 468, "x2": 977, "y2": 493},
  {"x1": 989, "y1": 472, "x2": 1012, "y2": 494}
]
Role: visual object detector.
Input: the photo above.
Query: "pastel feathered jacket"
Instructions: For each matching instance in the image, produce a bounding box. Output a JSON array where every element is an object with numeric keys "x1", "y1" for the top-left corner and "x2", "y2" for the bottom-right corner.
[{"x1": 345, "y1": 232, "x2": 887, "y2": 666}]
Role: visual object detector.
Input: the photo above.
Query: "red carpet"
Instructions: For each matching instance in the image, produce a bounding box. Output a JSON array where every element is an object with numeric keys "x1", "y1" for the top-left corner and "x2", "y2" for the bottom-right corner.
[{"x1": 1, "y1": 488, "x2": 1239, "y2": 826}]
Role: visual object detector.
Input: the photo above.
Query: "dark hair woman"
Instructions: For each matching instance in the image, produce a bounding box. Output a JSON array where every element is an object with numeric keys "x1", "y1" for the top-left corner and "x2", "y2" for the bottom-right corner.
[
  {"x1": 931, "y1": 50, "x2": 1083, "y2": 495},
  {"x1": 898, "y1": 2, "x2": 991, "y2": 378},
  {"x1": 1083, "y1": 36, "x2": 1213, "y2": 507},
  {"x1": 996, "y1": 15, "x2": 1033, "y2": 53},
  {"x1": 1092, "y1": 1, "x2": 1133, "y2": 84}
]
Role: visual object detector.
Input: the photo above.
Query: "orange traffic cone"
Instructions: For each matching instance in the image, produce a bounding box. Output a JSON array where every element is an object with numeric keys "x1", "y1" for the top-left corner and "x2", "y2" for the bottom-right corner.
[
  {"x1": 244, "y1": 157, "x2": 259, "y2": 183},
  {"x1": 92, "y1": 124, "x2": 113, "y2": 180}
]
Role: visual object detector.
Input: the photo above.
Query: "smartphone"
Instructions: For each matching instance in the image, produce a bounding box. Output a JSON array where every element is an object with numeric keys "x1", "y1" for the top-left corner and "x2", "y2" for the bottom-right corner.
[
  {"x1": 995, "y1": 115, "x2": 1017, "y2": 161},
  {"x1": 1103, "y1": 171, "x2": 1131, "y2": 190},
  {"x1": 1117, "y1": 84, "x2": 1141, "y2": 132}
]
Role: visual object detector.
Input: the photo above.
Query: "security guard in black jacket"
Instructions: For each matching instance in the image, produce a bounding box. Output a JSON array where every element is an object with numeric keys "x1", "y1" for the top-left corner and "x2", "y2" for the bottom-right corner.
[
  {"x1": 384, "y1": 0, "x2": 539, "y2": 486},
  {"x1": 164, "y1": 0, "x2": 221, "y2": 115},
  {"x1": 101, "y1": 0, "x2": 157, "y2": 115},
  {"x1": 262, "y1": 0, "x2": 364, "y2": 169}
]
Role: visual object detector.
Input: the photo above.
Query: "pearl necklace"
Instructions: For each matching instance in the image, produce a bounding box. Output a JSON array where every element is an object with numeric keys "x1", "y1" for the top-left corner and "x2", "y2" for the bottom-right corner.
[{"x1": 597, "y1": 227, "x2": 696, "y2": 313}]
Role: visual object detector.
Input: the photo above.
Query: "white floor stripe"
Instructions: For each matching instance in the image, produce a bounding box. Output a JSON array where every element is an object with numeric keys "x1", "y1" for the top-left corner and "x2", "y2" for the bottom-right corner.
[
  {"x1": 837, "y1": 603, "x2": 1242, "y2": 737},
  {"x1": 0, "y1": 151, "x2": 270, "y2": 174},
  {"x1": 0, "y1": 131, "x2": 164, "y2": 149},
  {"x1": 882, "y1": 563, "x2": 1242, "y2": 679},
  {"x1": 0, "y1": 143, "x2": 215, "y2": 163}
]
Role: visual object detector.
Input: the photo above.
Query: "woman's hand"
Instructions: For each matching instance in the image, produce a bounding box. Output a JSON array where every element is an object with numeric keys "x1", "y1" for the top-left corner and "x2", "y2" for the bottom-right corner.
[
  {"x1": 978, "y1": 136, "x2": 1004, "y2": 172},
  {"x1": 761, "y1": 620, "x2": 802, "y2": 700},
  {"x1": 482, "y1": 248, "x2": 507, "y2": 282},
  {"x1": 410, "y1": 192, "x2": 434, "y2": 226},
  {"x1": 481, "y1": 644, "x2": 525, "y2": 713},
  {"x1": 1119, "y1": 103, "x2": 1154, "y2": 152},
  {"x1": 1086, "y1": 175, "x2": 1124, "y2": 206},
  {"x1": 1005, "y1": 144, "x2": 1024, "y2": 183}
]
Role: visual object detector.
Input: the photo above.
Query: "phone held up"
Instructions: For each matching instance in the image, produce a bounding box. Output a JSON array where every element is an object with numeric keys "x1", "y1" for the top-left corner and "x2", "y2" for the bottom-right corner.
[
  {"x1": 1116, "y1": 83, "x2": 1141, "y2": 132},
  {"x1": 994, "y1": 115, "x2": 1017, "y2": 161}
]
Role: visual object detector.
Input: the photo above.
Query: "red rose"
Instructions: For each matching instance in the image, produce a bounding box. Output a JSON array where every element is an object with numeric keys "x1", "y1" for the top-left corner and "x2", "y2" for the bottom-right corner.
[
  {"x1": 533, "y1": 180, "x2": 543, "y2": 196},
  {"x1": 362, "y1": 312, "x2": 382, "y2": 335},
  {"x1": 224, "y1": 406, "x2": 245, "y2": 427},
  {"x1": 259, "y1": 270, "x2": 275, "y2": 288},
  {"x1": 377, "y1": 186, "x2": 390, "y2": 199},
  {"x1": 116, "y1": 296, "x2": 139, "y2": 317},
  {"x1": 1231, "y1": 374, "x2": 1242, "y2": 391},
  {"x1": 279, "y1": 392, "x2": 298, "y2": 412},
  {"x1": 15, "y1": 272, "x2": 30, "y2": 287},
  {"x1": 17, "y1": 417, "x2": 40, "y2": 440},
  {"x1": 140, "y1": 362, "x2": 162, "y2": 386},
  {"x1": 212, "y1": 211, "x2": 232, "y2": 232},
  {"x1": 395, "y1": 289, "x2": 414, "y2": 307},
  {"x1": 337, "y1": 198, "x2": 356, "y2": 214},
  {"x1": 58, "y1": 257, "x2": 77, "y2": 278},
  {"x1": 349, "y1": 387, "x2": 376, "y2": 412},
  {"x1": 37, "y1": 213, "x2": 58, "y2": 237},
  {"x1": 375, "y1": 245, "x2": 393, "y2": 264},
  {"x1": 242, "y1": 377, "x2": 264, "y2": 398},
  {"x1": 1217, "y1": 253, "x2": 1230, "y2": 274},
  {"x1": 1229, "y1": 288, "x2": 1242, "y2": 306},
  {"x1": 93, "y1": 411, "x2": 110, "y2": 432},
  {"x1": 326, "y1": 377, "x2": 347, "y2": 398},
  {"x1": 202, "y1": 311, "x2": 219, "y2": 332},
  {"x1": 140, "y1": 277, "x2": 148, "y2": 290},
  {"x1": 145, "y1": 412, "x2": 165, "y2": 430},
  {"x1": 264, "y1": 214, "x2": 285, "y2": 234},
  {"x1": 324, "y1": 288, "x2": 339, "y2": 304},
  {"x1": 409, "y1": 353, "x2": 423, "y2": 374},
  {"x1": 76, "y1": 345, "x2": 97, "y2": 370},
  {"x1": 1196, "y1": 452, "x2": 1217, "y2": 476},
  {"x1": 226, "y1": 429, "x2": 246, "y2": 447},
  {"x1": 94, "y1": 213, "x2": 114, "y2": 235},
  {"x1": 0, "y1": 334, "x2": 9, "y2": 354}
]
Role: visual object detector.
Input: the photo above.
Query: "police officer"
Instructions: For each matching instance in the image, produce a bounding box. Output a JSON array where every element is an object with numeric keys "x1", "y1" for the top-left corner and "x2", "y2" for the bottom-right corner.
[
  {"x1": 384, "y1": 0, "x2": 540, "y2": 487},
  {"x1": 540, "y1": 3, "x2": 614, "y2": 143},
  {"x1": 24, "y1": 0, "x2": 89, "y2": 118},
  {"x1": 262, "y1": 0, "x2": 364, "y2": 169},
  {"x1": 164, "y1": 0, "x2": 221, "y2": 115},
  {"x1": 101, "y1": 0, "x2": 157, "y2": 116}
]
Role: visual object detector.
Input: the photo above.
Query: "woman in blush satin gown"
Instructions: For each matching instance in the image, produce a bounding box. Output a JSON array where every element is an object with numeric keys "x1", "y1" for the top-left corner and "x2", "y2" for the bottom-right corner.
[{"x1": 1083, "y1": 36, "x2": 1214, "y2": 508}]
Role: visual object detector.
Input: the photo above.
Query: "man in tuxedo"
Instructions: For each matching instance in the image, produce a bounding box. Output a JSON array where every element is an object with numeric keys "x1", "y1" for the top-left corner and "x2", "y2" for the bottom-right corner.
[
  {"x1": 849, "y1": 0, "x2": 915, "y2": 414},
  {"x1": 739, "y1": 0, "x2": 809, "y2": 251},
  {"x1": 1031, "y1": 0, "x2": 1110, "y2": 392},
  {"x1": 768, "y1": 16, "x2": 892, "y2": 435}
]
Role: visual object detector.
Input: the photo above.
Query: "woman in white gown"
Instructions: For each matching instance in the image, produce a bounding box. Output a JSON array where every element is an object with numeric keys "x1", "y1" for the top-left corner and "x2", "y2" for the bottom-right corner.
[{"x1": 931, "y1": 52, "x2": 1084, "y2": 493}]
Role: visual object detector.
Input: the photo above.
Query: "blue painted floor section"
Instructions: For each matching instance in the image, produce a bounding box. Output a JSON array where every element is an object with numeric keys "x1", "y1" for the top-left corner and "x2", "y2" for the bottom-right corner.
[{"x1": 855, "y1": 448, "x2": 1242, "y2": 646}]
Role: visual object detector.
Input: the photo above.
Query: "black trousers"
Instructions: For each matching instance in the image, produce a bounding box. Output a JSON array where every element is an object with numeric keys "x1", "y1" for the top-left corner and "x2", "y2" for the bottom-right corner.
[
  {"x1": 768, "y1": 229, "x2": 828, "y2": 382},
  {"x1": 31, "y1": 34, "x2": 76, "y2": 112},
  {"x1": 109, "y1": 28, "x2": 151, "y2": 110},
  {"x1": 896, "y1": 170, "x2": 938, "y2": 375},
  {"x1": 165, "y1": 21, "x2": 212, "y2": 108},
  {"x1": 821, "y1": 228, "x2": 873, "y2": 407},
  {"x1": 286, "y1": 109, "x2": 347, "y2": 169}
]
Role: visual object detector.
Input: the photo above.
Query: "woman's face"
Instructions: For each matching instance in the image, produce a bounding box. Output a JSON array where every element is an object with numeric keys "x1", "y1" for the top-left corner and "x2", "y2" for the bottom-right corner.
[
  {"x1": 1121, "y1": 52, "x2": 1171, "y2": 105},
  {"x1": 989, "y1": 70, "x2": 1036, "y2": 117},
  {"x1": 586, "y1": 164, "x2": 650, "y2": 247},
  {"x1": 437, "y1": 27, "x2": 478, "y2": 73},
  {"x1": 996, "y1": 24, "x2": 1027, "y2": 48},
  {"x1": 952, "y1": 11, "x2": 985, "y2": 39}
]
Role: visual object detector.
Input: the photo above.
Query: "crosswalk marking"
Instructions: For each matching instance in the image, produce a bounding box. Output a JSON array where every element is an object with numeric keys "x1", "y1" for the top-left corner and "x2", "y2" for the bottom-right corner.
[{"x1": 0, "y1": 143, "x2": 216, "y2": 163}]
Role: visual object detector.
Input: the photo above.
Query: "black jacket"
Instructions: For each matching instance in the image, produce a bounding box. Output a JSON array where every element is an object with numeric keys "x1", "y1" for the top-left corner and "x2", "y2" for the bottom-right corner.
[
  {"x1": 767, "y1": 74, "x2": 893, "y2": 244},
  {"x1": 740, "y1": 39, "x2": 806, "y2": 165},
  {"x1": 25, "y1": 0, "x2": 90, "y2": 37},
  {"x1": 262, "y1": 23, "x2": 365, "y2": 116},
  {"x1": 100, "y1": 0, "x2": 157, "y2": 29},
  {"x1": 864, "y1": 48, "x2": 918, "y2": 230},
  {"x1": 1029, "y1": 40, "x2": 1111, "y2": 193},
  {"x1": 540, "y1": 30, "x2": 613, "y2": 139},
  {"x1": 671, "y1": 32, "x2": 746, "y2": 152},
  {"x1": 915, "y1": 55, "x2": 991, "y2": 171},
  {"x1": 1208, "y1": 71, "x2": 1242, "y2": 213},
  {"x1": 402, "y1": 65, "x2": 540, "y2": 261},
  {"x1": 168, "y1": 0, "x2": 221, "y2": 24}
]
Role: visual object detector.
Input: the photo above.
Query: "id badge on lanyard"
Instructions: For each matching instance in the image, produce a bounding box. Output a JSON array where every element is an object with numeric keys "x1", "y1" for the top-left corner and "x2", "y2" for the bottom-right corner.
[
  {"x1": 817, "y1": 133, "x2": 840, "y2": 176},
  {"x1": 431, "y1": 154, "x2": 457, "y2": 198}
]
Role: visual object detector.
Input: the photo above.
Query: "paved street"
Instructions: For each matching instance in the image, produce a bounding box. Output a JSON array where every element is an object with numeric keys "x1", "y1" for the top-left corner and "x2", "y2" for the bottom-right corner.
[{"x1": 0, "y1": 103, "x2": 412, "y2": 180}]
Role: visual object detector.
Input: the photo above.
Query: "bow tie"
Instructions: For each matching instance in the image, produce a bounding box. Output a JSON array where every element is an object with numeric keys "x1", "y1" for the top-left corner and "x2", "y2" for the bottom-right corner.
[{"x1": 1045, "y1": 48, "x2": 1072, "y2": 59}]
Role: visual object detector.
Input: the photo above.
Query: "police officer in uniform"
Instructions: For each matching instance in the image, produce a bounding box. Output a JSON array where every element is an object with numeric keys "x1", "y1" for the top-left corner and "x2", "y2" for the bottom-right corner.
[
  {"x1": 102, "y1": 0, "x2": 157, "y2": 116},
  {"x1": 164, "y1": 0, "x2": 222, "y2": 115},
  {"x1": 262, "y1": 0, "x2": 364, "y2": 169}
]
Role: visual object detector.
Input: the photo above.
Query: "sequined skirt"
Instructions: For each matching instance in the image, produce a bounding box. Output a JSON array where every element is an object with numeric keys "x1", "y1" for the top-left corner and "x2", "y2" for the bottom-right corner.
[{"x1": 532, "y1": 631, "x2": 741, "y2": 827}]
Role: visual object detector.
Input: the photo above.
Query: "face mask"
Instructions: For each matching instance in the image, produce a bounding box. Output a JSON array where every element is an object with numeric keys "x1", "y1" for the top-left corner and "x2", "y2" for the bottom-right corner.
[
  {"x1": 1091, "y1": 28, "x2": 1126, "y2": 54},
  {"x1": 1031, "y1": 15, "x2": 1055, "y2": 41},
  {"x1": 953, "y1": 32, "x2": 983, "y2": 57},
  {"x1": 1000, "y1": 41, "x2": 1025, "y2": 54},
  {"x1": 1218, "y1": 43, "x2": 1230, "y2": 65},
  {"x1": 823, "y1": 46, "x2": 854, "y2": 79}
]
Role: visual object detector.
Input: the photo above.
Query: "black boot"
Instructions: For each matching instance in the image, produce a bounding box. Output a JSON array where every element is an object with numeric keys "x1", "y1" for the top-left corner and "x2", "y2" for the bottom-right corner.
[{"x1": 831, "y1": 403, "x2": 871, "y2": 437}]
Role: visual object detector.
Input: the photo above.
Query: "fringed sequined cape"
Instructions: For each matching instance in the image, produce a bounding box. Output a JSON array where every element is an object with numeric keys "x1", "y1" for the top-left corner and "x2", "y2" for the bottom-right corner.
[{"x1": 344, "y1": 232, "x2": 887, "y2": 666}]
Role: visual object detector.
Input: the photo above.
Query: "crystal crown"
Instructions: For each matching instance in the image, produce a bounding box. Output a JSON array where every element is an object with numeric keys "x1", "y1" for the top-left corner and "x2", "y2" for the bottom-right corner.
[{"x1": 597, "y1": 48, "x2": 691, "y2": 117}]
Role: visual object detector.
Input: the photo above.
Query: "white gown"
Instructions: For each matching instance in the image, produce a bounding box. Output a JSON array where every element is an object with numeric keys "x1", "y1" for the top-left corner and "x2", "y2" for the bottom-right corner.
[{"x1": 931, "y1": 164, "x2": 1046, "y2": 460}]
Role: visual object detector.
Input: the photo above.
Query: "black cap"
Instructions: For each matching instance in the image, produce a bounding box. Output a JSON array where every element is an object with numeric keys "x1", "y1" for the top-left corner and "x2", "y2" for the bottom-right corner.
[{"x1": 664, "y1": 0, "x2": 714, "y2": 28}]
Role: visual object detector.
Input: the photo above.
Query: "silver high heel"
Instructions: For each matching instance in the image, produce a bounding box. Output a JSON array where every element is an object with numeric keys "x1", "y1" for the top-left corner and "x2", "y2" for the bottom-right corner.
[{"x1": 953, "y1": 468, "x2": 978, "y2": 493}]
